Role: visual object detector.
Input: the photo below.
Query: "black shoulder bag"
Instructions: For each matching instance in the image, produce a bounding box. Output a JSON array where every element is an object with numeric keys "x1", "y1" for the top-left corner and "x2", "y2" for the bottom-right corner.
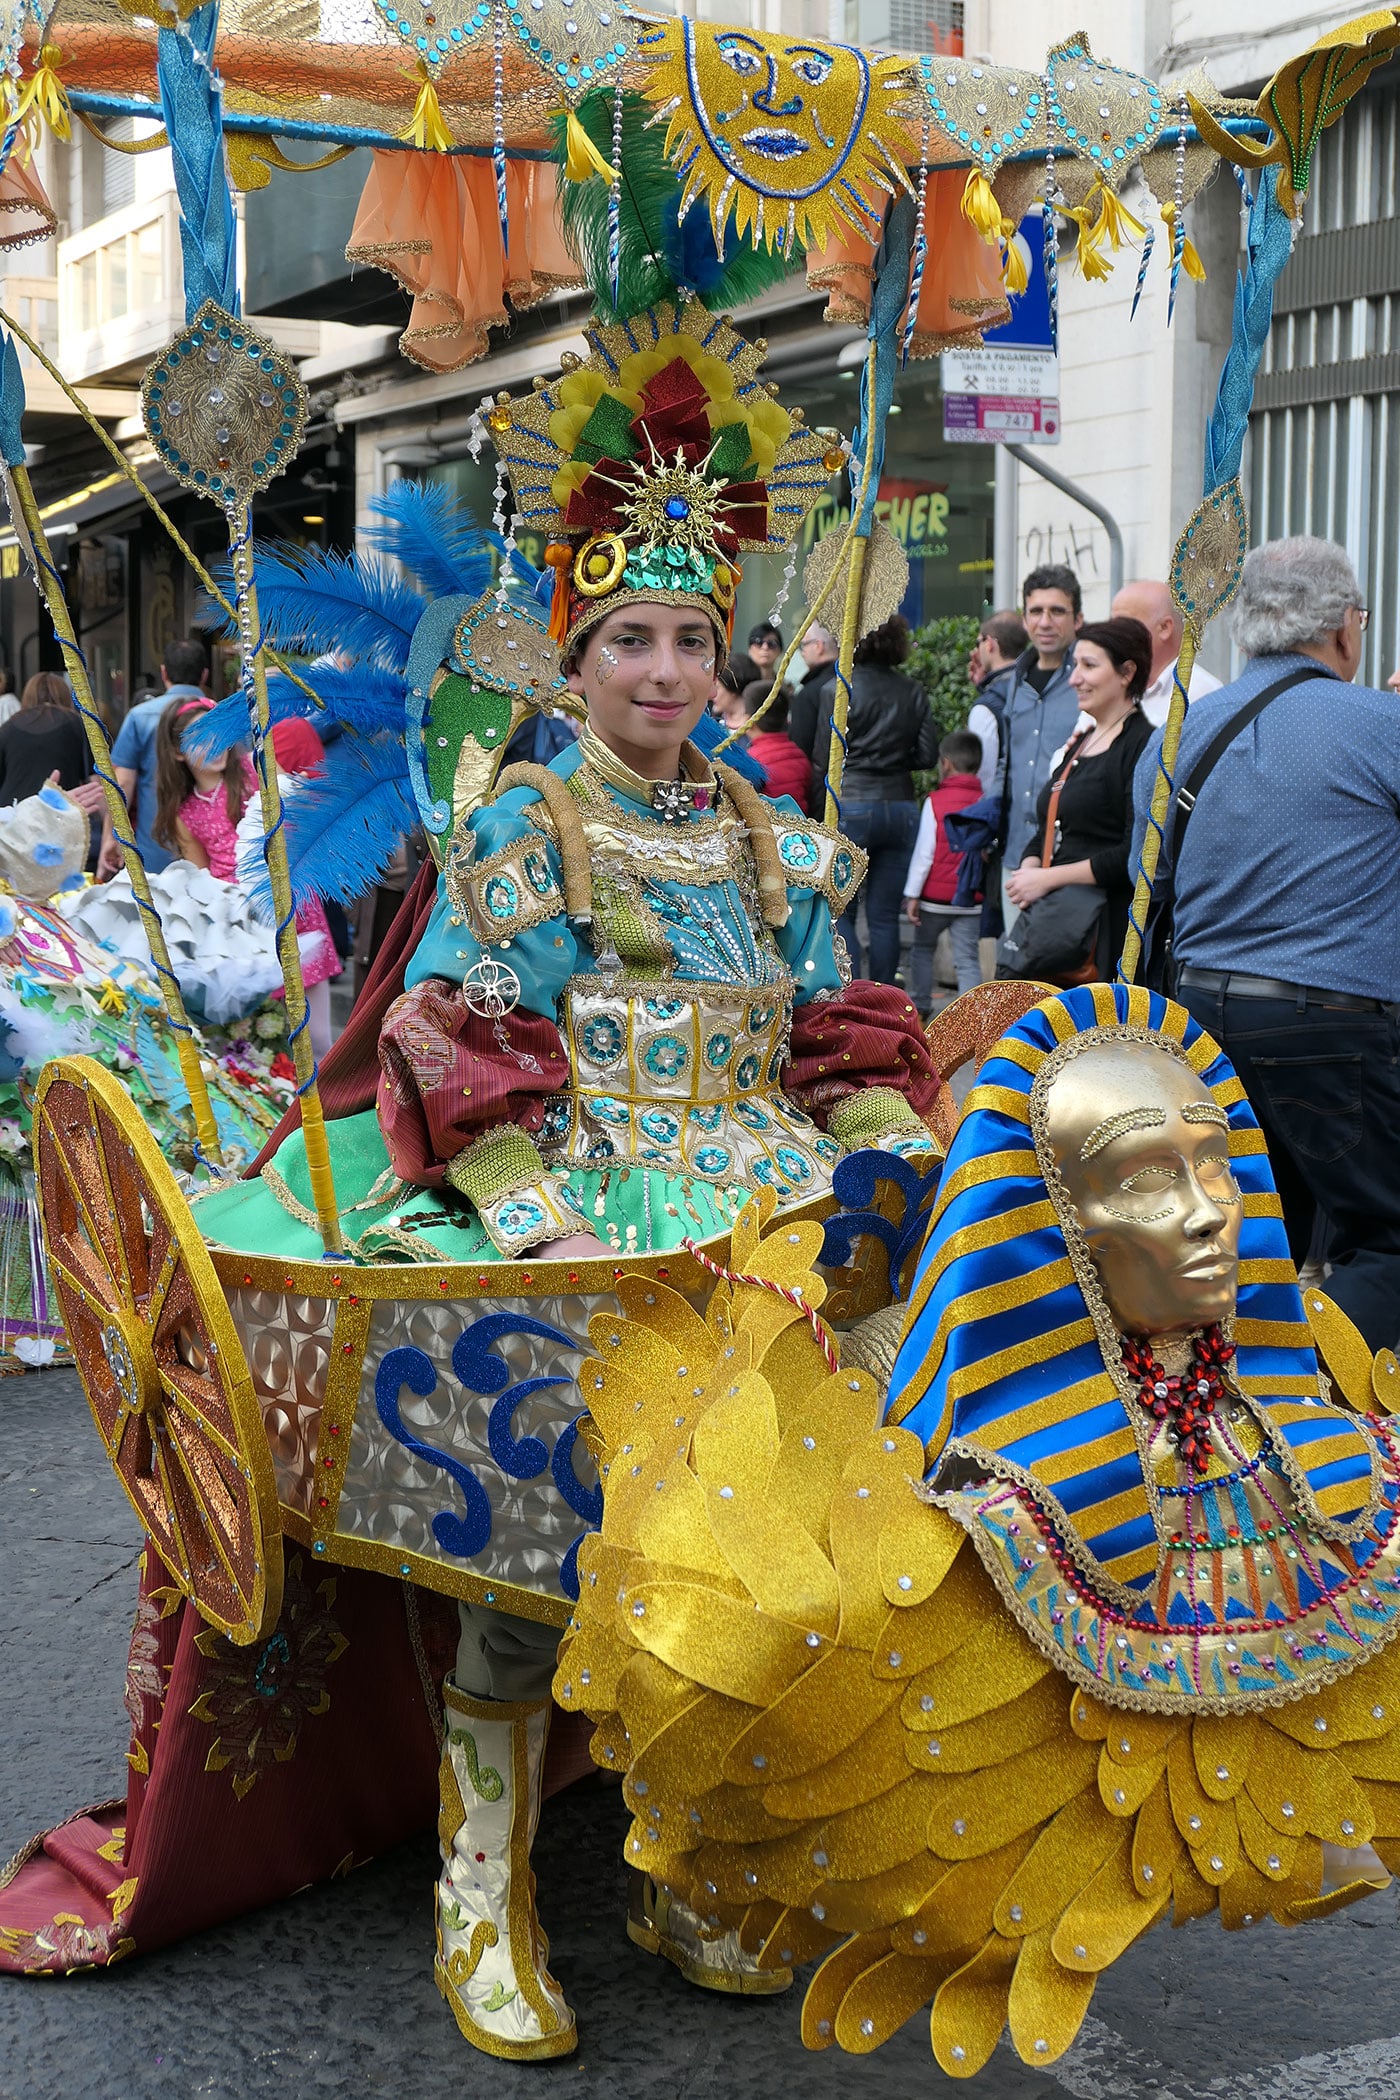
[{"x1": 1141, "y1": 666, "x2": 1315, "y2": 992}]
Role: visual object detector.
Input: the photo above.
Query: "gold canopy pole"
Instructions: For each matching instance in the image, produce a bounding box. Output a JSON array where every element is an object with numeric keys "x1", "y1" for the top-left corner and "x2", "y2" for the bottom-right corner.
[
  {"x1": 229, "y1": 517, "x2": 343, "y2": 1252},
  {"x1": 5, "y1": 460, "x2": 227, "y2": 1166},
  {"x1": 823, "y1": 346, "x2": 879, "y2": 829}
]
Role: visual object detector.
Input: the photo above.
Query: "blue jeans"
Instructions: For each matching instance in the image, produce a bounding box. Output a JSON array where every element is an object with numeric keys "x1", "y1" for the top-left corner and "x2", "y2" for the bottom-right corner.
[
  {"x1": 1177, "y1": 983, "x2": 1400, "y2": 1350},
  {"x1": 838, "y1": 799, "x2": 918, "y2": 984}
]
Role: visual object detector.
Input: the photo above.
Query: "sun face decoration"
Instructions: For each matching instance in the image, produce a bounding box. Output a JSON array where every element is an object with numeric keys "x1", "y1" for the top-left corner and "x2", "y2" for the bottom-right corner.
[{"x1": 635, "y1": 16, "x2": 915, "y2": 250}]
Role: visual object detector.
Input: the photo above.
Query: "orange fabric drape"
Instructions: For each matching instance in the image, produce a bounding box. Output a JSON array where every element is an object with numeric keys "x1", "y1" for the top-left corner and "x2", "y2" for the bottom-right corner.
[
  {"x1": 805, "y1": 170, "x2": 1010, "y2": 357},
  {"x1": 347, "y1": 151, "x2": 579, "y2": 372},
  {"x1": 0, "y1": 148, "x2": 56, "y2": 252}
]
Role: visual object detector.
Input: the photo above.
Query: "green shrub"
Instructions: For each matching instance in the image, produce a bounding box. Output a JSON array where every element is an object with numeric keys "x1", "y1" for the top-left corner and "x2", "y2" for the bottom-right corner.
[{"x1": 907, "y1": 614, "x2": 983, "y2": 740}]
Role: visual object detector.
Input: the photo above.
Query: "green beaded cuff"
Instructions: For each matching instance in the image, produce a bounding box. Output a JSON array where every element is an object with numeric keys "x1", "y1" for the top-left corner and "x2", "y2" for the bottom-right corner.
[
  {"x1": 444, "y1": 1127, "x2": 577, "y2": 1256},
  {"x1": 445, "y1": 1124, "x2": 550, "y2": 1210},
  {"x1": 827, "y1": 1086, "x2": 927, "y2": 1149}
]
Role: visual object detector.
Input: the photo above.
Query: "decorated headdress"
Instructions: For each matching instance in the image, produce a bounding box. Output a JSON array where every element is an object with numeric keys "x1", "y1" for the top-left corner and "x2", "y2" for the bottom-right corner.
[{"x1": 485, "y1": 296, "x2": 836, "y2": 656}]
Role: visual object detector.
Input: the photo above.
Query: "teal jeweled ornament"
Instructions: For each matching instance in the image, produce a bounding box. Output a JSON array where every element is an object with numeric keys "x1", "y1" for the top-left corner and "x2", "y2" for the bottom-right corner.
[
  {"x1": 140, "y1": 302, "x2": 307, "y2": 508},
  {"x1": 373, "y1": 0, "x2": 633, "y2": 101}
]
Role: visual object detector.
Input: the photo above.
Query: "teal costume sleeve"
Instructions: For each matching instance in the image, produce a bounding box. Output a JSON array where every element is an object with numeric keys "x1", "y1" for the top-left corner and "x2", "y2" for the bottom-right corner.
[
  {"x1": 763, "y1": 792, "x2": 850, "y2": 1004},
  {"x1": 403, "y1": 786, "x2": 583, "y2": 1018}
]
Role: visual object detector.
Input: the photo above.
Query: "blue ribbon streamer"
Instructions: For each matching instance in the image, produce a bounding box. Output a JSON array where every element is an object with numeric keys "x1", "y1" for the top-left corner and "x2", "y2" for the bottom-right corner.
[
  {"x1": 1203, "y1": 165, "x2": 1292, "y2": 496},
  {"x1": 156, "y1": 1, "x2": 238, "y2": 322}
]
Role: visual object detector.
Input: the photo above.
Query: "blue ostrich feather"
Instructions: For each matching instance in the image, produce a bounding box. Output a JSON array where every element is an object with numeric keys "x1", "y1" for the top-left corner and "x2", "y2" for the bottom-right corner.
[
  {"x1": 363, "y1": 481, "x2": 502, "y2": 602},
  {"x1": 689, "y1": 706, "x2": 768, "y2": 788},
  {"x1": 186, "y1": 665, "x2": 412, "y2": 761},
  {"x1": 212, "y1": 544, "x2": 424, "y2": 670},
  {"x1": 245, "y1": 735, "x2": 418, "y2": 913}
]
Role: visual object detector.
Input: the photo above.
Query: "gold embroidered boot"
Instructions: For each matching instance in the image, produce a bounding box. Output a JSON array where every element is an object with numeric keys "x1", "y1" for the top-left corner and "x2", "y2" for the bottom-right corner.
[
  {"x1": 627, "y1": 1870, "x2": 793, "y2": 1995},
  {"x1": 434, "y1": 1681, "x2": 576, "y2": 2060}
]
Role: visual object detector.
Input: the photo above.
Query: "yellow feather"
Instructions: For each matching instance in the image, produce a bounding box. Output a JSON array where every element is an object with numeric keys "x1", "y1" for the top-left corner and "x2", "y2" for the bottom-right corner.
[
  {"x1": 764, "y1": 1375, "x2": 884, "y2": 1552},
  {"x1": 724, "y1": 1644, "x2": 894, "y2": 1787},
  {"x1": 817, "y1": 1853, "x2": 954, "y2": 1934},
  {"x1": 1098, "y1": 1744, "x2": 1166, "y2": 1817},
  {"x1": 759, "y1": 1903, "x2": 839, "y2": 1970},
  {"x1": 1131, "y1": 1782, "x2": 1185, "y2": 1893},
  {"x1": 933, "y1": 1737, "x2": 1099, "y2": 1860},
  {"x1": 994, "y1": 1791, "x2": 1122, "y2": 1938},
  {"x1": 828, "y1": 1433, "x2": 936, "y2": 1649},
  {"x1": 931, "y1": 1935, "x2": 1019, "y2": 2078},
  {"x1": 803, "y1": 1933, "x2": 892, "y2": 2049},
  {"x1": 837, "y1": 1949, "x2": 949, "y2": 2052},
  {"x1": 820, "y1": 1774, "x2": 945, "y2": 1882},
  {"x1": 1192, "y1": 1714, "x2": 1260, "y2": 1799},
  {"x1": 708, "y1": 1480, "x2": 842, "y2": 1636},
  {"x1": 899, "y1": 1834, "x2": 1035, "y2": 1959},
  {"x1": 878, "y1": 1496, "x2": 965, "y2": 1609},
  {"x1": 901, "y1": 1613, "x2": 1049, "y2": 1730},
  {"x1": 564, "y1": 107, "x2": 615, "y2": 183},
  {"x1": 763, "y1": 1701, "x2": 910, "y2": 1818},
  {"x1": 905, "y1": 1675, "x2": 1068, "y2": 1778},
  {"x1": 1007, "y1": 1925, "x2": 1097, "y2": 2067},
  {"x1": 1052, "y1": 1830, "x2": 1167, "y2": 1970},
  {"x1": 877, "y1": 1554, "x2": 998, "y2": 1685},
  {"x1": 625, "y1": 1578, "x2": 813, "y2": 1703},
  {"x1": 1237, "y1": 1791, "x2": 1300, "y2": 1879}
]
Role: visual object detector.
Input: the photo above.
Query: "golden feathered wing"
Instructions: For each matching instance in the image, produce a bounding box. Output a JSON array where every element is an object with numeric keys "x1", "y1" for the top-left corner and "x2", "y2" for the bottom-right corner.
[{"x1": 555, "y1": 1194, "x2": 1400, "y2": 2076}]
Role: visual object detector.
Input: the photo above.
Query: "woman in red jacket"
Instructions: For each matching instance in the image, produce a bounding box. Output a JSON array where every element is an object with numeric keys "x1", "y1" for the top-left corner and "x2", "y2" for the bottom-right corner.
[{"x1": 741, "y1": 679, "x2": 813, "y2": 812}]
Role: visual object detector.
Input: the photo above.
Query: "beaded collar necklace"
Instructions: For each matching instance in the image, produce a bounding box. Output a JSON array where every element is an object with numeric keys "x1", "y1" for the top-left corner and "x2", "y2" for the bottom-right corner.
[
  {"x1": 578, "y1": 725, "x2": 716, "y2": 824},
  {"x1": 1119, "y1": 1324, "x2": 1236, "y2": 1478}
]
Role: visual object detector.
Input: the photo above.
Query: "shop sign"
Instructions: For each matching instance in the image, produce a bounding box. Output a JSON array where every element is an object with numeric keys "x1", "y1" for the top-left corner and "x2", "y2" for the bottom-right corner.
[
  {"x1": 804, "y1": 480, "x2": 949, "y2": 557},
  {"x1": 939, "y1": 347, "x2": 1059, "y2": 445}
]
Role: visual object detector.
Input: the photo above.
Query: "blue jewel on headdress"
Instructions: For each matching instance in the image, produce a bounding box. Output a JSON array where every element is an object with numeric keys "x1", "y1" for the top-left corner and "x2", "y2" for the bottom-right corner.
[{"x1": 664, "y1": 496, "x2": 691, "y2": 519}]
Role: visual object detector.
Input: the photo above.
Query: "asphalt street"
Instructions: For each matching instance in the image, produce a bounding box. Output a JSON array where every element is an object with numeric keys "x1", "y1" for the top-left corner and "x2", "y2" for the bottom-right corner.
[{"x1": 4, "y1": 1366, "x2": 1400, "y2": 2100}]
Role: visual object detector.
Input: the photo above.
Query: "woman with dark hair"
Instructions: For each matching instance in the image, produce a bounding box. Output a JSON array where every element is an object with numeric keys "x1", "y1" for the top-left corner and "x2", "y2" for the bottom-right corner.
[
  {"x1": 0, "y1": 672, "x2": 95, "y2": 807},
  {"x1": 811, "y1": 612, "x2": 940, "y2": 981},
  {"x1": 1004, "y1": 615, "x2": 1154, "y2": 980}
]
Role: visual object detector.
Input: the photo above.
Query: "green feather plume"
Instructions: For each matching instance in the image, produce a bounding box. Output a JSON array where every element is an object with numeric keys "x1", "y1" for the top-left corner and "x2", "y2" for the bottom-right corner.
[{"x1": 554, "y1": 89, "x2": 803, "y2": 320}]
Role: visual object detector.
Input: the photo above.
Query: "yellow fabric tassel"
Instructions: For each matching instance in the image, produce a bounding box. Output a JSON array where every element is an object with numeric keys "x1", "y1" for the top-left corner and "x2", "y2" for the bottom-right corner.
[
  {"x1": 960, "y1": 168, "x2": 1007, "y2": 246},
  {"x1": 1001, "y1": 234, "x2": 1029, "y2": 295},
  {"x1": 15, "y1": 44, "x2": 71, "y2": 145},
  {"x1": 564, "y1": 108, "x2": 615, "y2": 184},
  {"x1": 1162, "y1": 204, "x2": 1207, "y2": 283},
  {"x1": 401, "y1": 65, "x2": 454, "y2": 153},
  {"x1": 1063, "y1": 202, "x2": 1114, "y2": 282},
  {"x1": 1092, "y1": 182, "x2": 1147, "y2": 252}
]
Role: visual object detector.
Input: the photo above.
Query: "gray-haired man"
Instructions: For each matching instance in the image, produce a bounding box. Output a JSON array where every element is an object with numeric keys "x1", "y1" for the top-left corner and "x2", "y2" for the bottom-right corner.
[{"x1": 1133, "y1": 535, "x2": 1400, "y2": 1349}]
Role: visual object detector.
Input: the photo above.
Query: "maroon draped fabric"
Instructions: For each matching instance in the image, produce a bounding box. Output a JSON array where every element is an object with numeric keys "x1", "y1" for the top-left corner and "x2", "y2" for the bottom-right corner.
[
  {"x1": 783, "y1": 980, "x2": 942, "y2": 1123},
  {"x1": 0, "y1": 1547, "x2": 593, "y2": 1975},
  {"x1": 378, "y1": 979, "x2": 569, "y2": 1188}
]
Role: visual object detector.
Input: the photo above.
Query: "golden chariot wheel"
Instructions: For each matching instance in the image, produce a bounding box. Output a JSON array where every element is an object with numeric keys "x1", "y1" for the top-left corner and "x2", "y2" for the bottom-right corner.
[{"x1": 33, "y1": 1056, "x2": 283, "y2": 1645}]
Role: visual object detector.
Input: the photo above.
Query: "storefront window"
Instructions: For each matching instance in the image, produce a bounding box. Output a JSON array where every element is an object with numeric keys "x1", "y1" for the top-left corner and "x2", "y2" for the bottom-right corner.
[{"x1": 731, "y1": 363, "x2": 994, "y2": 644}]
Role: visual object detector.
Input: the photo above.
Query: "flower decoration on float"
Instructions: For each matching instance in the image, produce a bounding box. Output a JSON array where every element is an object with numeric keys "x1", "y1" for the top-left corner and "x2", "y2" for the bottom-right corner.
[
  {"x1": 632, "y1": 14, "x2": 915, "y2": 253},
  {"x1": 485, "y1": 298, "x2": 833, "y2": 655}
]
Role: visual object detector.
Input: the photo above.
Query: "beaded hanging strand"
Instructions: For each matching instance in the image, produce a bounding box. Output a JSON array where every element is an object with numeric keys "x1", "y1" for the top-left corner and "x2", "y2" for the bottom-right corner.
[
  {"x1": 900, "y1": 116, "x2": 930, "y2": 366},
  {"x1": 607, "y1": 73, "x2": 625, "y2": 310},
  {"x1": 1041, "y1": 82, "x2": 1059, "y2": 352},
  {"x1": 1167, "y1": 92, "x2": 1188, "y2": 324},
  {"x1": 492, "y1": 0, "x2": 509, "y2": 253}
]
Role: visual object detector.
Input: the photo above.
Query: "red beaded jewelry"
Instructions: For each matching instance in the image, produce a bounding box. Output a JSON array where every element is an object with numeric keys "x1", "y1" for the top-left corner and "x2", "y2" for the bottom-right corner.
[{"x1": 1119, "y1": 1324, "x2": 1235, "y2": 1478}]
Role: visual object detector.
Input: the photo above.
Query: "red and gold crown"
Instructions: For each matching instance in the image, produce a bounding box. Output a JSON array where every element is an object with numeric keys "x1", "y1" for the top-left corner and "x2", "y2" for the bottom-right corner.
[{"x1": 487, "y1": 297, "x2": 836, "y2": 655}]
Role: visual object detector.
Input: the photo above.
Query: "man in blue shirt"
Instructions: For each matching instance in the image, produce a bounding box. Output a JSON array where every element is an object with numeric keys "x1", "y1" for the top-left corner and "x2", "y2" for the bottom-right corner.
[
  {"x1": 999, "y1": 564, "x2": 1083, "y2": 879},
  {"x1": 1133, "y1": 536, "x2": 1400, "y2": 1349},
  {"x1": 98, "y1": 636, "x2": 209, "y2": 878}
]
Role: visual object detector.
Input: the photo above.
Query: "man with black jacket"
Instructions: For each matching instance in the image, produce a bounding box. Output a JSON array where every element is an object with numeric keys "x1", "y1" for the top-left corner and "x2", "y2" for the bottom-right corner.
[{"x1": 811, "y1": 613, "x2": 939, "y2": 982}]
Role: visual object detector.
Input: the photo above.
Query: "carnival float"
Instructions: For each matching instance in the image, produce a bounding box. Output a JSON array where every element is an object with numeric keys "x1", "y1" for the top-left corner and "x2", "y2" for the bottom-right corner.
[{"x1": 2, "y1": 0, "x2": 1400, "y2": 2079}]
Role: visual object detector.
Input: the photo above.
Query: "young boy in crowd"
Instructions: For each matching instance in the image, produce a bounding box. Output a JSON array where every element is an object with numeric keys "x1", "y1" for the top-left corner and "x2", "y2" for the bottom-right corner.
[{"x1": 903, "y1": 728, "x2": 986, "y2": 1010}]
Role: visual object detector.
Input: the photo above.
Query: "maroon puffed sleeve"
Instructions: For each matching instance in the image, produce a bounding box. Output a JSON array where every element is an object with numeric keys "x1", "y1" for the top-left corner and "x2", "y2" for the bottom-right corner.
[
  {"x1": 377, "y1": 978, "x2": 570, "y2": 1188},
  {"x1": 782, "y1": 980, "x2": 941, "y2": 1126}
]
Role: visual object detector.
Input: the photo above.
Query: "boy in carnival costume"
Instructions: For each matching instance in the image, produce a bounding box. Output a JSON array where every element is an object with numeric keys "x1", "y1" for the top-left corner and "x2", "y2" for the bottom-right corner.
[{"x1": 199, "y1": 301, "x2": 943, "y2": 2059}]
